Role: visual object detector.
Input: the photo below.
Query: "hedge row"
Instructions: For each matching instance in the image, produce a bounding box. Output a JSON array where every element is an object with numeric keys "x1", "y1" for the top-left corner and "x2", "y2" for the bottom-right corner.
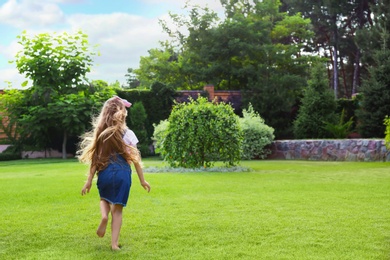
[{"x1": 116, "y1": 82, "x2": 177, "y2": 145}]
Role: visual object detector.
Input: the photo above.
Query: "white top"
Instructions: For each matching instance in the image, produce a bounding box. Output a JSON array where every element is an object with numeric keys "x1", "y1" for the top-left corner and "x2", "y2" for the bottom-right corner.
[{"x1": 123, "y1": 128, "x2": 139, "y2": 147}]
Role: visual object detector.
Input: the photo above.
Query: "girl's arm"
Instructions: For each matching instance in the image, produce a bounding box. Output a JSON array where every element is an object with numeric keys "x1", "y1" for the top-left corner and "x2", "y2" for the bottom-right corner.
[
  {"x1": 134, "y1": 161, "x2": 151, "y2": 192},
  {"x1": 81, "y1": 165, "x2": 96, "y2": 195}
]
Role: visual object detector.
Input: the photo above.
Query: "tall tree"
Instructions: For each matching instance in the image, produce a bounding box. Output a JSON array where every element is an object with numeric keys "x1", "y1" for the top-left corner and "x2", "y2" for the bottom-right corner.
[
  {"x1": 134, "y1": 47, "x2": 188, "y2": 89},
  {"x1": 136, "y1": 0, "x2": 314, "y2": 138},
  {"x1": 348, "y1": 0, "x2": 374, "y2": 94},
  {"x1": 281, "y1": 0, "x2": 375, "y2": 98},
  {"x1": 293, "y1": 62, "x2": 338, "y2": 139},
  {"x1": 10, "y1": 31, "x2": 112, "y2": 158},
  {"x1": 356, "y1": 0, "x2": 390, "y2": 138}
]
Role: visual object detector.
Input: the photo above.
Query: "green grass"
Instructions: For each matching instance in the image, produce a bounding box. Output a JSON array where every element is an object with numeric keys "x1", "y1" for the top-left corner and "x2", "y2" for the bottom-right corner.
[{"x1": 0, "y1": 159, "x2": 389, "y2": 260}]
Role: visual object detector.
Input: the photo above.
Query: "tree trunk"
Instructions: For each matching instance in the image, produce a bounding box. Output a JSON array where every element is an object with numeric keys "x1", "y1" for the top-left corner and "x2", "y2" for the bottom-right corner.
[
  {"x1": 352, "y1": 49, "x2": 360, "y2": 95},
  {"x1": 62, "y1": 130, "x2": 67, "y2": 159},
  {"x1": 332, "y1": 15, "x2": 339, "y2": 99},
  {"x1": 340, "y1": 58, "x2": 348, "y2": 97}
]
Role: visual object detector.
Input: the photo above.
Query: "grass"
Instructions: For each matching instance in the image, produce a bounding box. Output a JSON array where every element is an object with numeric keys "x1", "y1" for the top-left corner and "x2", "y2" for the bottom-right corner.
[{"x1": 0, "y1": 158, "x2": 389, "y2": 260}]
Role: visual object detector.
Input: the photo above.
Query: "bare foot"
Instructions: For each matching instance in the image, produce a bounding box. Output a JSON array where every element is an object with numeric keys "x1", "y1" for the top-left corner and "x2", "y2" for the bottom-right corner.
[
  {"x1": 111, "y1": 245, "x2": 121, "y2": 251},
  {"x1": 96, "y1": 216, "x2": 108, "y2": 237}
]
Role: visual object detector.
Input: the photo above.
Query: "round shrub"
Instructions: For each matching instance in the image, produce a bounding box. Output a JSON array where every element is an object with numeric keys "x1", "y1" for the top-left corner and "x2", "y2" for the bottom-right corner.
[
  {"x1": 239, "y1": 104, "x2": 275, "y2": 159},
  {"x1": 162, "y1": 96, "x2": 242, "y2": 168}
]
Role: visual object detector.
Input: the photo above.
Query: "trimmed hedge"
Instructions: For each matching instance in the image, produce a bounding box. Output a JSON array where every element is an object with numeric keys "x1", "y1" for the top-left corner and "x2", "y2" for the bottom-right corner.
[
  {"x1": 0, "y1": 153, "x2": 21, "y2": 161},
  {"x1": 117, "y1": 82, "x2": 177, "y2": 153}
]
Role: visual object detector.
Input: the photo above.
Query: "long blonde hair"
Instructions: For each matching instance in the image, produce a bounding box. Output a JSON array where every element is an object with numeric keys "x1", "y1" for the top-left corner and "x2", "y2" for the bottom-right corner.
[{"x1": 77, "y1": 96, "x2": 141, "y2": 172}]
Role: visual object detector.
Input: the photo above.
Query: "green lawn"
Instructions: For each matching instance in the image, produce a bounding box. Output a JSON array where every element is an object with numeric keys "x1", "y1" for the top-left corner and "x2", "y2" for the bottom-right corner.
[{"x1": 0, "y1": 158, "x2": 389, "y2": 260}]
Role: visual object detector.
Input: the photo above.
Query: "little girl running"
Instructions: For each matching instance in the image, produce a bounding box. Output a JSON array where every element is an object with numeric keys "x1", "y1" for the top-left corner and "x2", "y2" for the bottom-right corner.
[{"x1": 78, "y1": 96, "x2": 151, "y2": 250}]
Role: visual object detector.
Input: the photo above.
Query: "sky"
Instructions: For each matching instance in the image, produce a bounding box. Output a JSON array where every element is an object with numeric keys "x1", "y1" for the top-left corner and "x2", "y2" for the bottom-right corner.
[{"x1": 0, "y1": 0, "x2": 223, "y2": 89}]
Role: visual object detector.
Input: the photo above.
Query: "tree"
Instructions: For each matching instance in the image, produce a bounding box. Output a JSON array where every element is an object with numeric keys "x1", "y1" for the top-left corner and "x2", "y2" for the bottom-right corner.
[
  {"x1": 124, "y1": 68, "x2": 140, "y2": 89},
  {"x1": 293, "y1": 63, "x2": 338, "y2": 139},
  {"x1": 135, "y1": 0, "x2": 313, "y2": 138},
  {"x1": 281, "y1": 0, "x2": 375, "y2": 98},
  {"x1": 14, "y1": 30, "x2": 97, "y2": 96},
  {"x1": 355, "y1": 0, "x2": 390, "y2": 138},
  {"x1": 243, "y1": 3, "x2": 315, "y2": 138},
  {"x1": 357, "y1": 45, "x2": 390, "y2": 138},
  {"x1": 0, "y1": 89, "x2": 27, "y2": 152},
  {"x1": 134, "y1": 47, "x2": 189, "y2": 89},
  {"x1": 9, "y1": 31, "x2": 114, "y2": 158},
  {"x1": 162, "y1": 96, "x2": 242, "y2": 168}
]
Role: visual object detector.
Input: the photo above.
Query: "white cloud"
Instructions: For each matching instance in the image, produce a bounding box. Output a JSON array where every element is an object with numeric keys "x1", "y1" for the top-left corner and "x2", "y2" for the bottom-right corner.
[
  {"x1": 0, "y1": 0, "x2": 65, "y2": 28},
  {"x1": 0, "y1": 67, "x2": 27, "y2": 88},
  {"x1": 0, "y1": 40, "x2": 21, "y2": 61},
  {"x1": 0, "y1": 40, "x2": 26, "y2": 88},
  {"x1": 142, "y1": 0, "x2": 222, "y2": 9},
  {"x1": 54, "y1": 0, "x2": 86, "y2": 3},
  {"x1": 67, "y1": 12, "x2": 169, "y2": 84},
  {"x1": 0, "y1": 0, "x2": 225, "y2": 88}
]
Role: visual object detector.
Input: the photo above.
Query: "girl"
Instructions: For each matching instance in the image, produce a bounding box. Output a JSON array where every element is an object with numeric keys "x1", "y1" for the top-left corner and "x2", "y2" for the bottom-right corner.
[{"x1": 78, "y1": 96, "x2": 150, "y2": 250}]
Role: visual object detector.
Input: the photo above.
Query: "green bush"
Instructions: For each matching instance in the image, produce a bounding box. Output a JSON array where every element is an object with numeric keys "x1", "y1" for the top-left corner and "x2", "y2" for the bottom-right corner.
[
  {"x1": 152, "y1": 119, "x2": 169, "y2": 155},
  {"x1": 336, "y1": 98, "x2": 359, "y2": 130},
  {"x1": 0, "y1": 145, "x2": 21, "y2": 161},
  {"x1": 323, "y1": 109, "x2": 354, "y2": 138},
  {"x1": 239, "y1": 104, "x2": 274, "y2": 159},
  {"x1": 0, "y1": 153, "x2": 21, "y2": 161},
  {"x1": 162, "y1": 96, "x2": 242, "y2": 168},
  {"x1": 293, "y1": 63, "x2": 338, "y2": 139},
  {"x1": 384, "y1": 116, "x2": 390, "y2": 149},
  {"x1": 0, "y1": 139, "x2": 11, "y2": 145}
]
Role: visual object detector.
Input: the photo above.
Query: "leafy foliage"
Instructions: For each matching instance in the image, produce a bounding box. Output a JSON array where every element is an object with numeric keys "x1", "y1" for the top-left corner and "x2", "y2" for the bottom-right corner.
[
  {"x1": 152, "y1": 119, "x2": 169, "y2": 155},
  {"x1": 0, "y1": 89, "x2": 26, "y2": 152},
  {"x1": 283, "y1": 0, "x2": 375, "y2": 98},
  {"x1": 0, "y1": 86, "x2": 115, "y2": 157},
  {"x1": 141, "y1": 0, "x2": 314, "y2": 138},
  {"x1": 357, "y1": 47, "x2": 390, "y2": 138},
  {"x1": 0, "y1": 144, "x2": 21, "y2": 161},
  {"x1": 162, "y1": 96, "x2": 242, "y2": 168},
  {"x1": 6, "y1": 30, "x2": 107, "y2": 158},
  {"x1": 384, "y1": 116, "x2": 390, "y2": 149},
  {"x1": 323, "y1": 109, "x2": 354, "y2": 138},
  {"x1": 239, "y1": 104, "x2": 274, "y2": 159},
  {"x1": 293, "y1": 63, "x2": 338, "y2": 139},
  {"x1": 13, "y1": 30, "x2": 97, "y2": 94},
  {"x1": 117, "y1": 82, "x2": 176, "y2": 147},
  {"x1": 127, "y1": 101, "x2": 150, "y2": 156}
]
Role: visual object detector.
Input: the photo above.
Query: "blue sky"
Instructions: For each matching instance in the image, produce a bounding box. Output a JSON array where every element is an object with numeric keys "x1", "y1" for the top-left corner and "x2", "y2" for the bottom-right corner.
[{"x1": 0, "y1": 0, "x2": 222, "y2": 88}]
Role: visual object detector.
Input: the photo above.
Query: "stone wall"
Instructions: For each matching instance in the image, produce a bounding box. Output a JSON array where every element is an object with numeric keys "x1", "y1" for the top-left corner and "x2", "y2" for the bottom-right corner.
[{"x1": 267, "y1": 139, "x2": 390, "y2": 162}]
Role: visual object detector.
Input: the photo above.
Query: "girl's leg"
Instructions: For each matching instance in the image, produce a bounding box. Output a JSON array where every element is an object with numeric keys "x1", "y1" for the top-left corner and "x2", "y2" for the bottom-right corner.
[
  {"x1": 110, "y1": 204, "x2": 123, "y2": 250},
  {"x1": 97, "y1": 199, "x2": 110, "y2": 237}
]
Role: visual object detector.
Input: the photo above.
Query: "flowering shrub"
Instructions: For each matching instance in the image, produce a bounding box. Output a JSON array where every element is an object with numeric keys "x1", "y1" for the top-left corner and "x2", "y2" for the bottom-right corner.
[
  {"x1": 152, "y1": 119, "x2": 169, "y2": 154},
  {"x1": 161, "y1": 96, "x2": 242, "y2": 168},
  {"x1": 239, "y1": 104, "x2": 274, "y2": 159}
]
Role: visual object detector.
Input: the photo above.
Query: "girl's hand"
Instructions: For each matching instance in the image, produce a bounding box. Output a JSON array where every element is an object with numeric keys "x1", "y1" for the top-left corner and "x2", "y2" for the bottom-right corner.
[
  {"x1": 141, "y1": 181, "x2": 151, "y2": 193},
  {"x1": 81, "y1": 181, "x2": 92, "y2": 196}
]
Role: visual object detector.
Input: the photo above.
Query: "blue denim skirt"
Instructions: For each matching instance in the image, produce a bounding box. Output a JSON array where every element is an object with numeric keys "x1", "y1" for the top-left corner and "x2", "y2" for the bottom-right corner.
[{"x1": 97, "y1": 155, "x2": 132, "y2": 207}]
